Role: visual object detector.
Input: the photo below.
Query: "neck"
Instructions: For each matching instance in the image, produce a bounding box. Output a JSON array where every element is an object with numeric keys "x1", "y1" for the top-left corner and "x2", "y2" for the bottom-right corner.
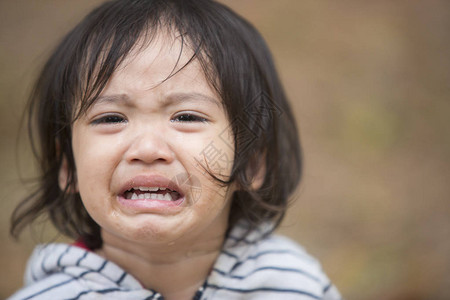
[{"x1": 97, "y1": 230, "x2": 226, "y2": 300}]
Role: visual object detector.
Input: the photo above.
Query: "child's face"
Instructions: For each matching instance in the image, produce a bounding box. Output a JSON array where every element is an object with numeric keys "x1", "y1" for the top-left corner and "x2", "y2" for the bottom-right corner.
[{"x1": 65, "y1": 33, "x2": 235, "y2": 245}]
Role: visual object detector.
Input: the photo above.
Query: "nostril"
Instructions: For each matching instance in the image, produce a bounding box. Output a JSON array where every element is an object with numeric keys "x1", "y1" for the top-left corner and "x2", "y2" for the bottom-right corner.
[{"x1": 129, "y1": 156, "x2": 170, "y2": 163}]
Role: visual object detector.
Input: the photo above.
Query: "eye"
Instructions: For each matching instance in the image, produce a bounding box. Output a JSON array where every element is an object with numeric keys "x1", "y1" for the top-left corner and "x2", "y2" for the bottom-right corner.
[
  {"x1": 91, "y1": 114, "x2": 127, "y2": 125},
  {"x1": 171, "y1": 113, "x2": 207, "y2": 123}
]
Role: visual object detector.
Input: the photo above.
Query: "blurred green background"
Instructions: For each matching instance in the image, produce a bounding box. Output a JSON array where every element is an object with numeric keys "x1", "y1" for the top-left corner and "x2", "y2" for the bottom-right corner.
[{"x1": 1, "y1": 1, "x2": 449, "y2": 299}]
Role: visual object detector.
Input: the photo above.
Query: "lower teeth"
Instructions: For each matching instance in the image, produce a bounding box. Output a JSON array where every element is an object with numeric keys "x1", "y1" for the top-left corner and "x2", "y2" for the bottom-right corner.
[{"x1": 128, "y1": 192, "x2": 173, "y2": 201}]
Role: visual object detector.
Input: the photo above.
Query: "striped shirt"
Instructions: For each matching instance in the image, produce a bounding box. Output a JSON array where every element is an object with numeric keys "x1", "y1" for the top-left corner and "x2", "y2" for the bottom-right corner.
[{"x1": 9, "y1": 224, "x2": 341, "y2": 299}]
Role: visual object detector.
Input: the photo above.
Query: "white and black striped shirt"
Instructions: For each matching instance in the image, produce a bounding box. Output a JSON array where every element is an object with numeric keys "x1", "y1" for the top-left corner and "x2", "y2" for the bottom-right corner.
[{"x1": 9, "y1": 225, "x2": 341, "y2": 300}]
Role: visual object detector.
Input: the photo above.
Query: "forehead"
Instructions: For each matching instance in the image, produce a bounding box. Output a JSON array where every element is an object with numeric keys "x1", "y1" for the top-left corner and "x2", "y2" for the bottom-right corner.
[
  {"x1": 112, "y1": 31, "x2": 201, "y2": 87},
  {"x1": 102, "y1": 32, "x2": 217, "y2": 100},
  {"x1": 77, "y1": 28, "x2": 219, "y2": 114}
]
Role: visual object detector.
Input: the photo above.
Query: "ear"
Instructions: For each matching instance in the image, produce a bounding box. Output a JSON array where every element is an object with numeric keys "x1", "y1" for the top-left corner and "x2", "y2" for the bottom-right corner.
[
  {"x1": 58, "y1": 155, "x2": 78, "y2": 193},
  {"x1": 248, "y1": 153, "x2": 266, "y2": 190},
  {"x1": 58, "y1": 155, "x2": 69, "y2": 191}
]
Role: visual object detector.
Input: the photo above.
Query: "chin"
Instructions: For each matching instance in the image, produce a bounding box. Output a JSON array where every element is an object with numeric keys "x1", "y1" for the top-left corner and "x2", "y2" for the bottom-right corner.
[{"x1": 108, "y1": 215, "x2": 196, "y2": 244}]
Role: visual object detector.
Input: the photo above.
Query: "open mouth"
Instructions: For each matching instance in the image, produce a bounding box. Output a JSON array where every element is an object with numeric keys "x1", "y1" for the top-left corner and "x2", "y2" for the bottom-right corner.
[{"x1": 123, "y1": 186, "x2": 181, "y2": 201}]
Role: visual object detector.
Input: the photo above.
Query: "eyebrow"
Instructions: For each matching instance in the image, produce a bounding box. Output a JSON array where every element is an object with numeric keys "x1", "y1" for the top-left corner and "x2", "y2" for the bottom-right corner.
[
  {"x1": 93, "y1": 92, "x2": 222, "y2": 108},
  {"x1": 167, "y1": 92, "x2": 222, "y2": 108},
  {"x1": 93, "y1": 94, "x2": 130, "y2": 106}
]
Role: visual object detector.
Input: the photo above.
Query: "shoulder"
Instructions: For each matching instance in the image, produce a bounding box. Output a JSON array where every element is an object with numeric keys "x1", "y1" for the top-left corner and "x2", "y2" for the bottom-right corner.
[
  {"x1": 207, "y1": 230, "x2": 342, "y2": 300},
  {"x1": 8, "y1": 243, "x2": 152, "y2": 300}
]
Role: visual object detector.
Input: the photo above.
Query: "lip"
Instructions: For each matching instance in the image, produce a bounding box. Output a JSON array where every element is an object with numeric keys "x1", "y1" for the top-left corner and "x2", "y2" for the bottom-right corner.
[{"x1": 117, "y1": 174, "x2": 185, "y2": 213}]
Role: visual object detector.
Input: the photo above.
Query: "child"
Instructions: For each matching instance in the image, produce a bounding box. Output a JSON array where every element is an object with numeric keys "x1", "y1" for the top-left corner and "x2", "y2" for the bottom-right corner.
[{"x1": 9, "y1": 1, "x2": 341, "y2": 299}]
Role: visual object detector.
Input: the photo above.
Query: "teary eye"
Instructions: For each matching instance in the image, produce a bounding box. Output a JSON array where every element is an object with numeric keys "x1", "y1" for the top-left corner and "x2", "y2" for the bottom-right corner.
[
  {"x1": 171, "y1": 113, "x2": 207, "y2": 123},
  {"x1": 92, "y1": 114, "x2": 127, "y2": 125}
]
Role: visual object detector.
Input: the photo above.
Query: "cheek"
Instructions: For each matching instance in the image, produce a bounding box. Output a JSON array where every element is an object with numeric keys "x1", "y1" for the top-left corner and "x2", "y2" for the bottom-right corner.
[
  {"x1": 75, "y1": 157, "x2": 111, "y2": 200},
  {"x1": 189, "y1": 131, "x2": 235, "y2": 178},
  {"x1": 73, "y1": 131, "x2": 120, "y2": 178},
  {"x1": 180, "y1": 126, "x2": 234, "y2": 206},
  {"x1": 72, "y1": 133, "x2": 119, "y2": 212}
]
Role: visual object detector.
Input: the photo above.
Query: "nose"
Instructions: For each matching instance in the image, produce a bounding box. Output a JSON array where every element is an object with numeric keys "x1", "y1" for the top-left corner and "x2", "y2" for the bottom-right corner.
[{"x1": 124, "y1": 126, "x2": 174, "y2": 165}]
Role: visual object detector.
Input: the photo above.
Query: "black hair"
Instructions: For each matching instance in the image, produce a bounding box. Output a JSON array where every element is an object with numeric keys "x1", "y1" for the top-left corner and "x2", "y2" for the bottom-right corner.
[{"x1": 11, "y1": 0, "x2": 302, "y2": 249}]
